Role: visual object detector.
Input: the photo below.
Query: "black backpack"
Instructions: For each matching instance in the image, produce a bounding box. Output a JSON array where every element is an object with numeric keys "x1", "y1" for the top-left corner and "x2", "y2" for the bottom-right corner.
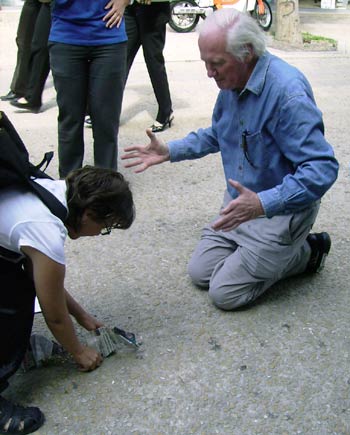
[{"x1": 0, "y1": 111, "x2": 68, "y2": 261}]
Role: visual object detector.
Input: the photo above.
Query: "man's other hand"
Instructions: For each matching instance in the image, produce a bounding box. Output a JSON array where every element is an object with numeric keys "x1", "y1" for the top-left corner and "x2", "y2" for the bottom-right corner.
[{"x1": 212, "y1": 179, "x2": 264, "y2": 232}]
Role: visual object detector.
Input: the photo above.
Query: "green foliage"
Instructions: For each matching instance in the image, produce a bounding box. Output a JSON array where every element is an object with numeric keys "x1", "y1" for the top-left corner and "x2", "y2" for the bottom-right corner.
[{"x1": 302, "y1": 32, "x2": 337, "y2": 45}]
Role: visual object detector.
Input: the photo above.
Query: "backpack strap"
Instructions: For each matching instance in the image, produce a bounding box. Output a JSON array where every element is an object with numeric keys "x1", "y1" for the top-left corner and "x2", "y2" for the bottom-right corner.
[
  {"x1": 0, "y1": 111, "x2": 68, "y2": 223},
  {"x1": 28, "y1": 179, "x2": 68, "y2": 223}
]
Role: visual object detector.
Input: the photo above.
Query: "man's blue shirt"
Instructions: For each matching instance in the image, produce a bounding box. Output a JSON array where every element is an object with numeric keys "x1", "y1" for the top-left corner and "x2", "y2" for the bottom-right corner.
[{"x1": 168, "y1": 51, "x2": 338, "y2": 217}]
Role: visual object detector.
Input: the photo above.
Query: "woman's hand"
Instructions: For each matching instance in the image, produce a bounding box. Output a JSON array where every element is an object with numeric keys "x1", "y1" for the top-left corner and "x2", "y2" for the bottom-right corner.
[
  {"x1": 73, "y1": 345, "x2": 103, "y2": 372},
  {"x1": 103, "y1": 0, "x2": 129, "y2": 28}
]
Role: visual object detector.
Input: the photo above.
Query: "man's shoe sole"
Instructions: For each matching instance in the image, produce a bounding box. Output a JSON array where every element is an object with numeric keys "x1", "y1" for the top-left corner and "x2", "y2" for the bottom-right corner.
[{"x1": 306, "y1": 232, "x2": 331, "y2": 273}]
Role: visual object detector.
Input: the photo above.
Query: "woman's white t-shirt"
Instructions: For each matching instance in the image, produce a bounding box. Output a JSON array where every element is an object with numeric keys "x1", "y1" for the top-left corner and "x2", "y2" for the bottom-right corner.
[{"x1": 0, "y1": 179, "x2": 68, "y2": 265}]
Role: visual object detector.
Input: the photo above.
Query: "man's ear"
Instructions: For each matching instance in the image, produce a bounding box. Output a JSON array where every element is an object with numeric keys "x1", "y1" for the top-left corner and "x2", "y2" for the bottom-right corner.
[{"x1": 244, "y1": 44, "x2": 255, "y2": 63}]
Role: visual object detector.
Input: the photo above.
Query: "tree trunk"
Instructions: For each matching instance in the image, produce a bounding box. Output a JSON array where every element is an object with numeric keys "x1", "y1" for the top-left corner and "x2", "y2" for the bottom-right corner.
[{"x1": 275, "y1": 0, "x2": 303, "y2": 46}]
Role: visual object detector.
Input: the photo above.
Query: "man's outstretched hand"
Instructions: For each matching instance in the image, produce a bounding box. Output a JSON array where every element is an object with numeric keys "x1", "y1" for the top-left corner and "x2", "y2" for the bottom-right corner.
[
  {"x1": 122, "y1": 128, "x2": 170, "y2": 173},
  {"x1": 212, "y1": 179, "x2": 264, "y2": 232}
]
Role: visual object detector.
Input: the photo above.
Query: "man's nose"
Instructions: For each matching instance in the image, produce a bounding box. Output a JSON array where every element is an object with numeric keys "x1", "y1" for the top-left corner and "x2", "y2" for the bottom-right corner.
[{"x1": 207, "y1": 67, "x2": 216, "y2": 78}]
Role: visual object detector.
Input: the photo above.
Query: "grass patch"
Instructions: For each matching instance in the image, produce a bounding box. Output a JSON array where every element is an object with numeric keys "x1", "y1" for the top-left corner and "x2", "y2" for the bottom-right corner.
[{"x1": 302, "y1": 32, "x2": 337, "y2": 45}]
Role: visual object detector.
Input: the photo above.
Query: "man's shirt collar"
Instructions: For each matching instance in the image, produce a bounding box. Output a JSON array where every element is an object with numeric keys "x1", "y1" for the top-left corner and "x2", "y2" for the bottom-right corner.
[{"x1": 238, "y1": 51, "x2": 271, "y2": 97}]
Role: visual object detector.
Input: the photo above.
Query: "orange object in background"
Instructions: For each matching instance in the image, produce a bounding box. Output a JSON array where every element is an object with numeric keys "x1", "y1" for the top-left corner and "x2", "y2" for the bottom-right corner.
[
  {"x1": 256, "y1": 0, "x2": 265, "y2": 14},
  {"x1": 214, "y1": 0, "x2": 241, "y2": 7},
  {"x1": 214, "y1": 0, "x2": 265, "y2": 13}
]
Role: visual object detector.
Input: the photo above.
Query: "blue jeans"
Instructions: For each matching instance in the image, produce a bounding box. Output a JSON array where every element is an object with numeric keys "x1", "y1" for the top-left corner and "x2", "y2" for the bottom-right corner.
[{"x1": 49, "y1": 42, "x2": 127, "y2": 178}]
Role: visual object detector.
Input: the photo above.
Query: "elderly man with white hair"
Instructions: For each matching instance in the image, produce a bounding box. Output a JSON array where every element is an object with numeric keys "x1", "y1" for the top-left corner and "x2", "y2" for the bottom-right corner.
[{"x1": 122, "y1": 9, "x2": 338, "y2": 310}]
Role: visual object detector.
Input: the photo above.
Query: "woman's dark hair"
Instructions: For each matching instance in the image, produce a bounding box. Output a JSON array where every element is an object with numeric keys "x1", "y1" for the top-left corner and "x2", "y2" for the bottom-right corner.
[{"x1": 65, "y1": 166, "x2": 135, "y2": 232}]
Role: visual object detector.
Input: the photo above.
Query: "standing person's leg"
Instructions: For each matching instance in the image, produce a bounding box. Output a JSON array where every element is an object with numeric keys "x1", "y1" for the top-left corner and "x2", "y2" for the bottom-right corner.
[
  {"x1": 49, "y1": 43, "x2": 89, "y2": 178},
  {"x1": 140, "y1": 2, "x2": 173, "y2": 126},
  {"x1": 22, "y1": 2, "x2": 51, "y2": 108},
  {"x1": 89, "y1": 43, "x2": 127, "y2": 170},
  {"x1": 1, "y1": 0, "x2": 40, "y2": 100},
  {"x1": 124, "y1": 4, "x2": 142, "y2": 82},
  {"x1": 0, "y1": 258, "x2": 45, "y2": 434}
]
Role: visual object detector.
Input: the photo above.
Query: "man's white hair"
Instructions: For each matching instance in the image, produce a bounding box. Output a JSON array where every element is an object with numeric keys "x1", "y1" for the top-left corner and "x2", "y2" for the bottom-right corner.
[{"x1": 199, "y1": 9, "x2": 266, "y2": 62}]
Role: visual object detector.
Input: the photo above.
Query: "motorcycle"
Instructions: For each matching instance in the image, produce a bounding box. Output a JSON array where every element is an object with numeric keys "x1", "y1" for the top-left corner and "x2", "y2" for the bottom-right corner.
[{"x1": 169, "y1": 0, "x2": 272, "y2": 33}]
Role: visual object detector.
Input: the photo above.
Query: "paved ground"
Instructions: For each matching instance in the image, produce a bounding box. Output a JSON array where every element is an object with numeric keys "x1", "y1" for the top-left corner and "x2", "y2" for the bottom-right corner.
[{"x1": 1, "y1": 6, "x2": 350, "y2": 435}]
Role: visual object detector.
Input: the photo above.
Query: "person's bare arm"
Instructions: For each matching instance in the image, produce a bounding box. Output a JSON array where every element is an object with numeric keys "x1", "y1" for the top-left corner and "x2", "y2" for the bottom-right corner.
[
  {"x1": 22, "y1": 246, "x2": 103, "y2": 371},
  {"x1": 65, "y1": 290, "x2": 104, "y2": 331}
]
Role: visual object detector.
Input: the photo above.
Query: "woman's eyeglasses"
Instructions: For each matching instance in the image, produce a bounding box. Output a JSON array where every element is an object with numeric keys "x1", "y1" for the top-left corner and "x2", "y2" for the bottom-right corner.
[{"x1": 100, "y1": 221, "x2": 123, "y2": 236}]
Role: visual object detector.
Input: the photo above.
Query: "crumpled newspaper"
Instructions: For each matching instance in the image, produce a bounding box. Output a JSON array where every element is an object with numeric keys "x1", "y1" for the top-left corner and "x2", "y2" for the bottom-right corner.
[
  {"x1": 21, "y1": 334, "x2": 65, "y2": 371},
  {"x1": 84, "y1": 326, "x2": 140, "y2": 358},
  {"x1": 21, "y1": 326, "x2": 140, "y2": 371}
]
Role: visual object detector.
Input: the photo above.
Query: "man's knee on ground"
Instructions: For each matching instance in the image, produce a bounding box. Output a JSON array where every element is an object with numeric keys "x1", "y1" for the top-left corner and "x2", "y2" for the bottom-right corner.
[
  {"x1": 187, "y1": 259, "x2": 209, "y2": 288},
  {"x1": 208, "y1": 283, "x2": 255, "y2": 311}
]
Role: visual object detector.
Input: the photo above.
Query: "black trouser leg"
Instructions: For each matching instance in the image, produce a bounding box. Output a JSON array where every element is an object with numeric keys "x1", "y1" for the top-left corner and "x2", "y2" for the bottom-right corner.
[
  {"x1": 124, "y1": 3, "x2": 172, "y2": 123},
  {"x1": 49, "y1": 43, "x2": 89, "y2": 178},
  {"x1": 89, "y1": 43, "x2": 127, "y2": 170},
  {"x1": 10, "y1": 0, "x2": 41, "y2": 97},
  {"x1": 140, "y1": 3, "x2": 172, "y2": 123},
  {"x1": 25, "y1": 2, "x2": 51, "y2": 107},
  {"x1": 50, "y1": 42, "x2": 126, "y2": 178},
  {"x1": 0, "y1": 259, "x2": 35, "y2": 393},
  {"x1": 124, "y1": 6, "x2": 142, "y2": 82}
]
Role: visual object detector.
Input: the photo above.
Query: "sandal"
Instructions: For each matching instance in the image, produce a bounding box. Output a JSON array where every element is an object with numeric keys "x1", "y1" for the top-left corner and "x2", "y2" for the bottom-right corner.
[{"x1": 0, "y1": 396, "x2": 44, "y2": 435}]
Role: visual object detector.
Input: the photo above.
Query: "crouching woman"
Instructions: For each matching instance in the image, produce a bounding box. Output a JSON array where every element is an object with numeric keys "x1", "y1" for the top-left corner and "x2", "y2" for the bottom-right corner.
[{"x1": 0, "y1": 166, "x2": 135, "y2": 434}]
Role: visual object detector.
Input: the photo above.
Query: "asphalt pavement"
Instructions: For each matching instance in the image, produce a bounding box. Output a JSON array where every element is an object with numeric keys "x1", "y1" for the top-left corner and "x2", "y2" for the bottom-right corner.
[{"x1": 0, "y1": 6, "x2": 350, "y2": 435}]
